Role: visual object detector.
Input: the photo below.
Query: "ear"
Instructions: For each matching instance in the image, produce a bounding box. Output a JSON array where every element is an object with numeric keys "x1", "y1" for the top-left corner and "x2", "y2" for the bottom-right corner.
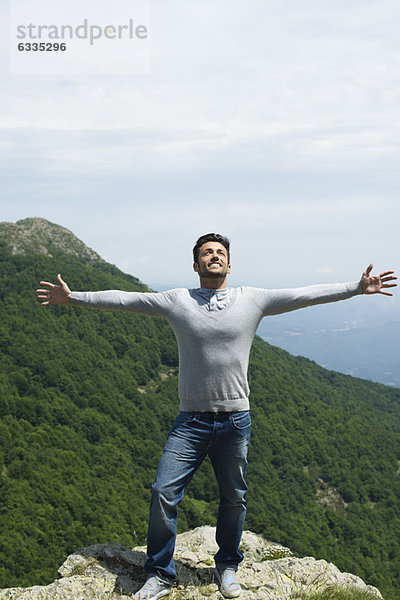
[
  {"x1": 193, "y1": 262, "x2": 199, "y2": 273},
  {"x1": 227, "y1": 264, "x2": 231, "y2": 274}
]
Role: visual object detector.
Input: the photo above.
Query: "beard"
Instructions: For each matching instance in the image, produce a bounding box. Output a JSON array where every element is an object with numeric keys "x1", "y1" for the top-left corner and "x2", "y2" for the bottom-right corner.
[{"x1": 197, "y1": 263, "x2": 229, "y2": 278}]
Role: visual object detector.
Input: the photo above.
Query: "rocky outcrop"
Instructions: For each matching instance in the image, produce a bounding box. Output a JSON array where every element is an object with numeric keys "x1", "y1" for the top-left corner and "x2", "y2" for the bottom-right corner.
[
  {"x1": 0, "y1": 527, "x2": 382, "y2": 599},
  {"x1": 0, "y1": 217, "x2": 103, "y2": 261}
]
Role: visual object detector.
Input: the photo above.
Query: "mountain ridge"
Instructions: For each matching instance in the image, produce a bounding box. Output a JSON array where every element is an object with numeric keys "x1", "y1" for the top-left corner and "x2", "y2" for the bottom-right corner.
[{"x1": 0, "y1": 217, "x2": 104, "y2": 262}]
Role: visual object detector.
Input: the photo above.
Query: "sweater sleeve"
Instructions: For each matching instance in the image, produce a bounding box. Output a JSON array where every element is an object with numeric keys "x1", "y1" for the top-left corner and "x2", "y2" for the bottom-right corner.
[
  {"x1": 250, "y1": 281, "x2": 363, "y2": 317},
  {"x1": 70, "y1": 288, "x2": 180, "y2": 317}
]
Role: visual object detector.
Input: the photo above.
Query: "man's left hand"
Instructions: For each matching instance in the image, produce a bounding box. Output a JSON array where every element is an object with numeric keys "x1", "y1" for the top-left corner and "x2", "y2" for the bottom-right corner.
[{"x1": 360, "y1": 263, "x2": 397, "y2": 295}]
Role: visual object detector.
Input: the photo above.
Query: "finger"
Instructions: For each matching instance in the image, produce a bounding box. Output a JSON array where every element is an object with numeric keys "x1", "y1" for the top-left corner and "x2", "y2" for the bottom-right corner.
[
  {"x1": 378, "y1": 290, "x2": 394, "y2": 296},
  {"x1": 39, "y1": 281, "x2": 55, "y2": 288},
  {"x1": 57, "y1": 273, "x2": 68, "y2": 288},
  {"x1": 381, "y1": 277, "x2": 397, "y2": 284},
  {"x1": 37, "y1": 294, "x2": 50, "y2": 299},
  {"x1": 381, "y1": 283, "x2": 397, "y2": 288},
  {"x1": 36, "y1": 289, "x2": 50, "y2": 294},
  {"x1": 364, "y1": 263, "x2": 373, "y2": 276},
  {"x1": 378, "y1": 270, "x2": 395, "y2": 278}
]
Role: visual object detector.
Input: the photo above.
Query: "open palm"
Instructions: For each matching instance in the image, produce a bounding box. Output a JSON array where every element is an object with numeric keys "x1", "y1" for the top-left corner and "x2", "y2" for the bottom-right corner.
[
  {"x1": 36, "y1": 274, "x2": 71, "y2": 305},
  {"x1": 360, "y1": 263, "x2": 397, "y2": 296}
]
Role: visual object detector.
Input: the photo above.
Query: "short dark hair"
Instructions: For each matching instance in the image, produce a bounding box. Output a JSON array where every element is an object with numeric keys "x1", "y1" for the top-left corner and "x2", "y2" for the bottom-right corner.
[{"x1": 193, "y1": 233, "x2": 230, "y2": 264}]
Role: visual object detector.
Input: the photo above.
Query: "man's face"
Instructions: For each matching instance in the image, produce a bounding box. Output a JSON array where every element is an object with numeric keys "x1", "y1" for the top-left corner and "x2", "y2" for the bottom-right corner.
[{"x1": 193, "y1": 241, "x2": 231, "y2": 279}]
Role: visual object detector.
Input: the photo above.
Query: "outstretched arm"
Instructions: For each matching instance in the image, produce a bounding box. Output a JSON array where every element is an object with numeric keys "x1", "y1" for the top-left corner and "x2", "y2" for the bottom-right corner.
[
  {"x1": 37, "y1": 277, "x2": 177, "y2": 317},
  {"x1": 37, "y1": 274, "x2": 71, "y2": 305},
  {"x1": 256, "y1": 264, "x2": 396, "y2": 317},
  {"x1": 360, "y1": 263, "x2": 397, "y2": 296}
]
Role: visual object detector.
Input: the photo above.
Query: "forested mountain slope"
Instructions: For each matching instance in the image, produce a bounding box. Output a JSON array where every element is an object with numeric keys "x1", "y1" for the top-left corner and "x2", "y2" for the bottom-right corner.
[{"x1": 0, "y1": 219, "x2": 399, "y2": 599}]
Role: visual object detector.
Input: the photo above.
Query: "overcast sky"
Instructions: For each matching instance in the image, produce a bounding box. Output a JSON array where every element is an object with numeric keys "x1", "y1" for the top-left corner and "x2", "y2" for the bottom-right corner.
[{"x1": 1, "y1": 1, "x2": 399, "y2": 308}]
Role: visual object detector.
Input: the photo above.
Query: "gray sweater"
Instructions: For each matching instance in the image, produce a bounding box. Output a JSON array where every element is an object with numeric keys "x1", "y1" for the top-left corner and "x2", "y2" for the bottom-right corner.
[{"x1": 71, "y1": 282, "x2": 362, "y2": 412}]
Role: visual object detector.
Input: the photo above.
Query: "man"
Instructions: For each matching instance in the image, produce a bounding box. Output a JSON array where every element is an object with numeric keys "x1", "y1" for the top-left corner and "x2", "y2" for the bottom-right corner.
[{"x1": 37, "y1": 233, "x2": 396, "y2": 600}]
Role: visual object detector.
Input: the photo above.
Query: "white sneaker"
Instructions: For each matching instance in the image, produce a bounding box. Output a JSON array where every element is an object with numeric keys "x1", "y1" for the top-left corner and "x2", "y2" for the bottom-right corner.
[
  {"x1": 134, "y1": 575, "x2": 172, "y2": 599},
  {"x1": 215, "y1": 568, "x2": 241, "y2": 598}
]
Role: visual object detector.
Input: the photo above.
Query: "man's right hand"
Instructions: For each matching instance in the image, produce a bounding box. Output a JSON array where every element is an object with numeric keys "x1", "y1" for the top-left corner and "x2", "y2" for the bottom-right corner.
[{"x1": 36, "y1": 274, "x2": 71, "y2": 305}]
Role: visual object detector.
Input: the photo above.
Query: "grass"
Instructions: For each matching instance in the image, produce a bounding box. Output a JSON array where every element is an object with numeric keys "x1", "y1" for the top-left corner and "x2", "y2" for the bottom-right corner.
[{"x1": 305, "y1": 585, "x2": 381, "y2": 600}]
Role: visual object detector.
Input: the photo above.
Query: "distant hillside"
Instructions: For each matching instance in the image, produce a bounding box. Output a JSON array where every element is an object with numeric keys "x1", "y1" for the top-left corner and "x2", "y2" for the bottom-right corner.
[
  {"x1": 258, "y1": 302, "x2": 400, "y2": 387},
  {"x1": 0, "y1": 218, "x2": 399, "y2": 600}
]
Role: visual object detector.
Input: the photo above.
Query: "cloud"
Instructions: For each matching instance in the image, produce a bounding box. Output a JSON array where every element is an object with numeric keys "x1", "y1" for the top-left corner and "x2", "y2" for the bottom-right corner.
[
  {"x1": 1, "y1": 1, "x2": 400, "y2": 175},
  {"x1": 316, "y1": 267, "x2": 333, "y2": 274}
]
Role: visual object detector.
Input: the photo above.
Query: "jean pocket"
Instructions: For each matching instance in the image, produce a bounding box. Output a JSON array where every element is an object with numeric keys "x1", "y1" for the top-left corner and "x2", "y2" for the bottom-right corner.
[{"x1": 230, "y1": 411, "x2": 251, "y2": 431}]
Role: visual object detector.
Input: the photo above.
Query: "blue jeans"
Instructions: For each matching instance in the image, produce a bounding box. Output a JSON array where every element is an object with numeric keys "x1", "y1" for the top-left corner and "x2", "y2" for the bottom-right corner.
[{"x1": 144, "y1": 410, "x2": 251, "y2": 581}]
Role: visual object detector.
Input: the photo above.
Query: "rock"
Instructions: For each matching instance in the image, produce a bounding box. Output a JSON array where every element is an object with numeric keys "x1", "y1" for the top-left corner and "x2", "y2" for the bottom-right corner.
[{"x1": 0, "y1": 527, "x2": 383, "y2": 599}]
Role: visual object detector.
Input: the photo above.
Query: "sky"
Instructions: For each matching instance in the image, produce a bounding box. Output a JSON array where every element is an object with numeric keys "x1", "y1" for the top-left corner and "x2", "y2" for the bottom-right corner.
[{"x1": 1, "y1": 1, "x2": 399, "y2": 305}]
